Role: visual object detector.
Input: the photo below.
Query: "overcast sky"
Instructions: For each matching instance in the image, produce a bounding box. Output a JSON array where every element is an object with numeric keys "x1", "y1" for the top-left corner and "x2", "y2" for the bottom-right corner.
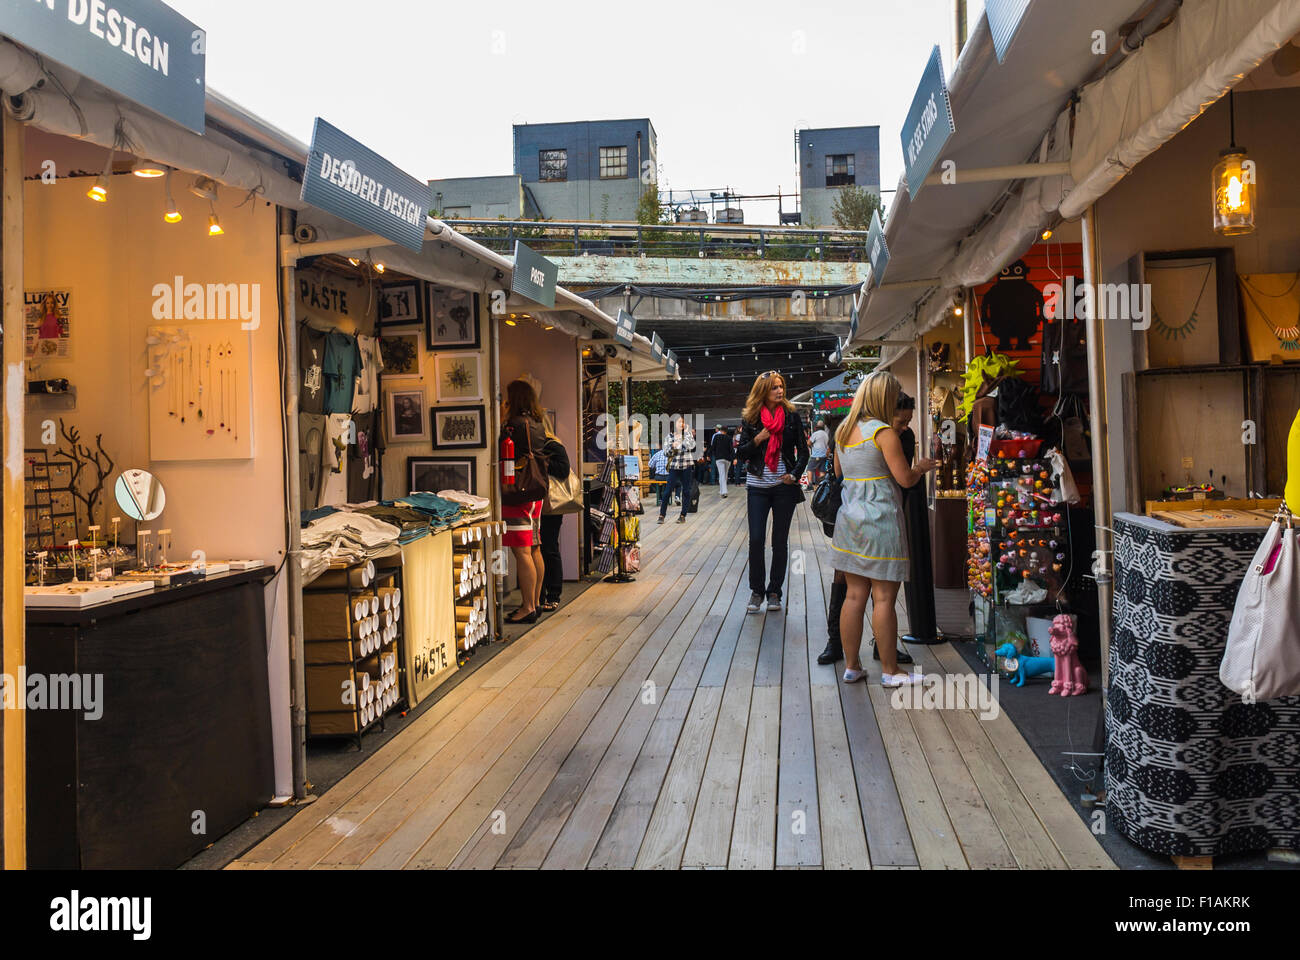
[{"x1": 169, "y1": 0, "x2": 984, "y2": 222}]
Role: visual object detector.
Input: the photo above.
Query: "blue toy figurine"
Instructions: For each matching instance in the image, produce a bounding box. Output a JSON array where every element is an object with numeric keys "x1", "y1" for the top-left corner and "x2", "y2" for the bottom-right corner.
[{"x1": 995, "y1": 642, "x2": 1055, "y2": 687}]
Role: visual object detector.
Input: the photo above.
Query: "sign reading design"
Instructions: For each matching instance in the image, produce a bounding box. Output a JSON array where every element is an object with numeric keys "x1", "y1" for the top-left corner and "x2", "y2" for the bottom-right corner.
[
  {"x1": 301, "y1": 118, "x2": 432, "y2": 253},
  {"x1": 3, "y1": 0, "x2": 207, "y2": 133}
]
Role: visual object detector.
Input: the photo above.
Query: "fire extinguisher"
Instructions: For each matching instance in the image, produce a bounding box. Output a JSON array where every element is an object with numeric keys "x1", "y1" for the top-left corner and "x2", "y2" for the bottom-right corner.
[{"x1": 501, "y1": 428, "x2": 516, "y2": 489}]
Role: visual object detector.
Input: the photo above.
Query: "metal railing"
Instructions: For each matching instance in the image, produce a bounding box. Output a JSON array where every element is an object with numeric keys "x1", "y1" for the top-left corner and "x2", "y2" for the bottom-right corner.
[{"x1": 437, "y1": 218, "x2": 872, "y2": 262}]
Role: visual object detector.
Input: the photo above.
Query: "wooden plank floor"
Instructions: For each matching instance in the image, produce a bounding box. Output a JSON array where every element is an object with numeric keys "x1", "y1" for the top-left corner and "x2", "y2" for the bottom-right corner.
[{"x1": 234, "y1": 489, "x2": 1115, "y2": 870}]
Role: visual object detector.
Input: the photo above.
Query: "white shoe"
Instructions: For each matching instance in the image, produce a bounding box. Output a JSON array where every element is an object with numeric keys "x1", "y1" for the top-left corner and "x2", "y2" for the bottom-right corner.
[
  {"x1": 880, "y1": 671, "x2": 923, "y2": 688},
  {"x1": 842, "y1": 667, "x2": 869, "y2": 683}
]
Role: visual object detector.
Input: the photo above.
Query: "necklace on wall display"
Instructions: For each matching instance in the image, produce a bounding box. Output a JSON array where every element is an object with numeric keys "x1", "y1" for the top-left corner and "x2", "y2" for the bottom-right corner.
[
  {"x1": 1150, "y1": 260, "x2": 1214, "y2": 341},
  {"x1": 1241, "y1": 273, "x2": 1300, "y2": 350}
]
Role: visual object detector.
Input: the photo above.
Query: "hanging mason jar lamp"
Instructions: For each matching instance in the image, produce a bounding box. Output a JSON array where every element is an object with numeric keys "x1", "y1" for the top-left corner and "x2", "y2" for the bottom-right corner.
[{"x1": 1212, "y1": 91, "x2": 1256, "y2": 236}]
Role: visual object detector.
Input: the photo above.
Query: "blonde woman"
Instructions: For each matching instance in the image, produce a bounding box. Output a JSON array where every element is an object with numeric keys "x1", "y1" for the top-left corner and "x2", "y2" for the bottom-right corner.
[
  {"x1": 832, "y1": 371, "x2": 939, "y2": 685},
  {"x1": 735, "y1": 371, "x2": 810, "y2": 612}
]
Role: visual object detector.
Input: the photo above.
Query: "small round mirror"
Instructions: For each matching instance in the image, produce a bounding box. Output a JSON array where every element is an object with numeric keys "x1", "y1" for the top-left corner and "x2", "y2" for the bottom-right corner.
[{"x1": 115, "y1": 469, "x2": 166, "y2": 521}]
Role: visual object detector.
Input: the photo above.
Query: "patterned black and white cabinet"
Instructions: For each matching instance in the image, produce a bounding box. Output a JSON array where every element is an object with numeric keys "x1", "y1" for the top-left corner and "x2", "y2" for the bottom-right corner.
[{"x1": 1107, "y1": 513, "x2": 1300, "y2": 858}]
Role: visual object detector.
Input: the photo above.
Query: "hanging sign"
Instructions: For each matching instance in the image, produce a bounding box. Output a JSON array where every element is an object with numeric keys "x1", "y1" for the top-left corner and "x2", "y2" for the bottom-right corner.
[
  {"x1": 511, "y1": 241, "x2": 558, "y2": 309},
  {"x1": 900, "y1": 45, "x2": 956, "y2": 200},
  {"x1": 651, "y1": 333, "x2": 664, "y2": 360},
  {"x1": 665, "y1": 349, "x2": 678, "y2": 376},
  {"x1": 1, "y1": 0, "x2": 206, "y2": 134},
  {"x1": 849, "y1": 304, "x2": 860, "y2": 339},
  {"x1": 614, "y1": 308, "x2": 636, "y2": 346},
  {"x1": 985, "y1": 0, "x2": 1032, "y2": 63},
  {"x1": 866, "y1": 209, "x2": 889, "y2": 282},
  {"x1": 301, "y1": 118, "x2": 432, "y2": 253}
]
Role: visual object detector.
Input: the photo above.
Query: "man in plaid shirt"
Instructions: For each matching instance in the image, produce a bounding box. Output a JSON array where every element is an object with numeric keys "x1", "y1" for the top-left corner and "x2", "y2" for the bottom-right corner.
[{"x1": 658, "y1": 417, "x2": 697, "y2": 524}]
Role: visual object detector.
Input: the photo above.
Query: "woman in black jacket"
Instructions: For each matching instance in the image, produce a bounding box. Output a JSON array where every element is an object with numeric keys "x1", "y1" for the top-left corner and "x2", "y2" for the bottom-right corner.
[
  {"x1": 735, "y1": 371, "x2": 809, "y2": 613},
  {"x1": 538, "y1": 430, "x2": 570, "y2": 612}
]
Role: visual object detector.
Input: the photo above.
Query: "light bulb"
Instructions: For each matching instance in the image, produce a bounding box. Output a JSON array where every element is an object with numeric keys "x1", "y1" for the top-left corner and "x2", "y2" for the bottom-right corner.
[
  {"x1": 132, "y1": 159, "x2": 166, "y2": 178},
  {"x1": 374, "y1": 263, "x2": 385, "y2": 274},
  {"x1": 1041, "y1": 228, "x2": 1054, "y2": 240},
  {"x1": 87, "y1": 177, "x2": 109, "y2": 202},
  {"x1": 208, "y1": 213, "x2": 224, "y2": 236}
]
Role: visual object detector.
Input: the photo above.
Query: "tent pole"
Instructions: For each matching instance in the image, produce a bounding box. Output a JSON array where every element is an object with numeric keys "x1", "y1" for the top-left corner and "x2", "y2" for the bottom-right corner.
[
  {"x1": 278, "y1": 209, "x2": 308, "y2": 800},
  {"x1": 2, "y1": 107, "x2": 27, "y2": 869},
  {"x1": 1081, "y1": 204, "x2": 1113, "y2": 700},
  {"x1": 962, "y1": 289, "x2": 974, "y2": 365}
]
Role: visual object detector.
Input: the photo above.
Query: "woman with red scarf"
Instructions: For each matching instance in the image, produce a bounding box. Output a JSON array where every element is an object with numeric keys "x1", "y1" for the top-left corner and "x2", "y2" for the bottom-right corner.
[{"x1": 735, "y1": 371, "x2": 809, "y2": 613}]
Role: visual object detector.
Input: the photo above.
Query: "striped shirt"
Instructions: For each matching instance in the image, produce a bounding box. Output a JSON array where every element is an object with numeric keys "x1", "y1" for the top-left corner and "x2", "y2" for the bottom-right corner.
[{"x1": 746, "y1": 456, "x2": 789, "y2": 488}]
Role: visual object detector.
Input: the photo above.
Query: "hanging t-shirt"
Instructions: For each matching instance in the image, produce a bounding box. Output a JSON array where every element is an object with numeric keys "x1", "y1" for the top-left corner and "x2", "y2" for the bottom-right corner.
[
  {"x1": 319, "y1": 413, "x2": 353, "y2": 506},
  {"x1": 348, "y1": 411, "x2": 380, "y2": 503},
  {"x1": 299, "y1": 412, "x2": 327, "y2": 509},
  {"x1": 323, "y1": 331, "x2": 362, "y2": 415},
  {"x1": 352, "y1": 334, "x2": 384, "y2": 415},
  {"x1": 300, "y1": 325, "x2": 327, "y2": 415}
]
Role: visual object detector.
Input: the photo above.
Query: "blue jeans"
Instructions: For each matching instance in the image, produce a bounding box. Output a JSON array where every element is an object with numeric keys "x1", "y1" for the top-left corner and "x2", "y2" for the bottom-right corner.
[{"x1": 660, "y1": 468, "x2": 692, "y2": 518}]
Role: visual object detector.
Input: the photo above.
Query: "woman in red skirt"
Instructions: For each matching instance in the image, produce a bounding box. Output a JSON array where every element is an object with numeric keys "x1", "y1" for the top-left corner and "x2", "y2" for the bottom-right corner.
[{"x1": 501, "y1": 379, "x2": 550, "y2": 624}]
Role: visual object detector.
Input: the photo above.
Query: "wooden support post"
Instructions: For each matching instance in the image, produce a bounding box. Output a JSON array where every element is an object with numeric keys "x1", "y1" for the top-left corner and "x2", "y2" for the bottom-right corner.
[{"x1": 2, "y1": 111, "x2": 26, "y2": 869}]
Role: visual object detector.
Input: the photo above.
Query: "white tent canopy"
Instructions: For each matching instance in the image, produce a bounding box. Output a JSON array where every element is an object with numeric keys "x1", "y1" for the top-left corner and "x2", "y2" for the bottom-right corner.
[
  {"x1": 849, "y1": 0, "x2": 1300, "y2": 350},
  {"x1": 0, "y1": 37, "x2": 671, "y2": 379}
]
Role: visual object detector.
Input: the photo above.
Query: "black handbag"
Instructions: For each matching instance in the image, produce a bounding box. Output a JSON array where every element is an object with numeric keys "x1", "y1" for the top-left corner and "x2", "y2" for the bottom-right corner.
[
  {"x1": 501, "y1": 420, "x2": 550, "y2": 506},
  {"x1": 810, "y1": 471, "x2": 842, "y2": 532}
]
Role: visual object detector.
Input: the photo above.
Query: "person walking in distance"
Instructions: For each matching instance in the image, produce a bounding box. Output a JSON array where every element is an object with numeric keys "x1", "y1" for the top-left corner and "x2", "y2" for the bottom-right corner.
[
  {"x1": 809, "y1": 419, "x2": 830, "y2": 484},
  {"x1": 709, "y1": 425, "x2": 733, "y2": 498},
  {"x1": 832, "y1": 371, "x2": 939, "y2": 686},
  {"x1": 736, "y1": 372, "x2": 809, "y2": 613},
  {"x1": 658, "y1": 416, "x2": 696, "y2": 524}
]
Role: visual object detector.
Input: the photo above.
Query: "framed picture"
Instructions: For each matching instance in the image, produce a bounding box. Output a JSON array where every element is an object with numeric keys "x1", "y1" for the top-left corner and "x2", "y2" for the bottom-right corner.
[
  {"x1": 379, "y1": 328, "x2": 422, "y2": 378},
  {"x1": 1138, "y1": 247, "x2": 1239, "y2": 370},
  {"x1": 386, "y1": 387, "x2": 429, "y2": 444},
  {"x1": 431, "y1": 405, "x2": 486, "y2": 449},
  {"x1": 379, "y1": 281, "x2": 423, "y2": 327},
  {"x1": 427, "y1": 286, "x2": 480, "y2": 350},
  {"x1": 407, "y1": 456, "x2": 477, "y2": 496},
  {"x1": 434, "y1": 352, "x2": 483, "y2": 402}
]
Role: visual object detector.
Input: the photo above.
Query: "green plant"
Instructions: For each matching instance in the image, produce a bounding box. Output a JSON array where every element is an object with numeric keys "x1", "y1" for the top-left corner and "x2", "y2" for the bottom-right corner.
[
  {"x1": 831, "y1": 186, "x2": 884, "y2": 231},
  {"x1": 608, "y1": 379, "x2": 667, "y2": 420}
]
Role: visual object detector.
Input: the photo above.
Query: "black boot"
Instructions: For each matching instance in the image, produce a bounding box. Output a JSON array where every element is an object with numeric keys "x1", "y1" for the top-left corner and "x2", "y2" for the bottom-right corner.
[
  {"x1": 817, "y1": 578, "x2": 847, "y2": 665},
  {"x1": 872, "y1": 640, "x2": 914, "y2": 665}
]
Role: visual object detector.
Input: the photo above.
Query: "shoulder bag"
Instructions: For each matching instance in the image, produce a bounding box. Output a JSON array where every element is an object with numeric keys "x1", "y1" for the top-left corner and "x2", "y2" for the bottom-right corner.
[
  {"x1": 1221, "y1": 503, "x2": 1300, "y2": 701},
  {"x1": 502, "y1": 420, "x2": 550, "y2": 506},
  {"x1": 810, "y1": 470, "x2": 842, "y2": 534}
]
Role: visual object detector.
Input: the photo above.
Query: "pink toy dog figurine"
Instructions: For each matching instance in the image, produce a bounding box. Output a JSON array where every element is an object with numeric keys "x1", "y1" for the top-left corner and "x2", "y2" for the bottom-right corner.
[{"x1": 1048, "y1": 614, "x2": 1087, "y2": 696}]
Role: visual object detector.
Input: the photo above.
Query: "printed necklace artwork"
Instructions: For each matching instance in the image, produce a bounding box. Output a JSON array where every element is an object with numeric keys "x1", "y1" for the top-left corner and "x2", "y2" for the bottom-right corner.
[
  {"x1": 1241, "y1": 273, "x2": 1300, "y2": 351},
  {"x1": 1150, "y1": 260, "x2": 1214, "y2": 341}
]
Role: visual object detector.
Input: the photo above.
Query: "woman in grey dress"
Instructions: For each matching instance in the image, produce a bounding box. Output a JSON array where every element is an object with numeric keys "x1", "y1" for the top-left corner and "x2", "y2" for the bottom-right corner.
[{"x1": 832, "y1": 371, "x2": 939, "y2": 686}]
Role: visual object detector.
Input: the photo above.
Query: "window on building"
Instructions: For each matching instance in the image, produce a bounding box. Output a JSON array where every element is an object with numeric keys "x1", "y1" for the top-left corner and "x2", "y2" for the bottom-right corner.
[
  {"x1": 599, "y1": 146, "x2": 628, "y2": 179},
  {"x1": 539, "y1": 149, "x2": 568, "y2": 182},
  {"x1": 825, "y1": 154, "x2": 855, "y2": 187}
]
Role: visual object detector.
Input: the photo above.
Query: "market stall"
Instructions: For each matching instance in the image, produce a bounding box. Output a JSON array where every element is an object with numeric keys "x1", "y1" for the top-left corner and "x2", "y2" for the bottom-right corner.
[{"x1": 16, "y1": 135, "x2": 288, "y2": 867}]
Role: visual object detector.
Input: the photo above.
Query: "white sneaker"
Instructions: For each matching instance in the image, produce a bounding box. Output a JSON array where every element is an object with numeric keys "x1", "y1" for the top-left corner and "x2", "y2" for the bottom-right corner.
[
  {"x1": 880, "y1": 671, "x2": 923, "y2": 688},
  {"x1": 842, "y1": 667, "x2": 869, "y2": 683}
]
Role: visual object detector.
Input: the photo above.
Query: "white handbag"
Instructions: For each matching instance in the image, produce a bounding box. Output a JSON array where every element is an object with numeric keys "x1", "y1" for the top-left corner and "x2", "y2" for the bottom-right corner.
[
  {"x1": 543, "y1": 469, "x2": 584, "y2": 515},
  {"x1": 1220, "y1": 503, "x2": 1300, "y2": 702}
]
